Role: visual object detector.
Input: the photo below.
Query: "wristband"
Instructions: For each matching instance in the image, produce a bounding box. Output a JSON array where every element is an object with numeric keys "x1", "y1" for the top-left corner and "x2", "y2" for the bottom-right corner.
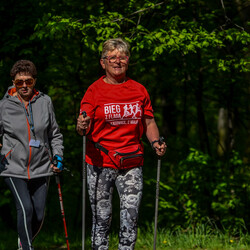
[{"x1": 151, "y1": 137, "x2": 165, "y2": 149}]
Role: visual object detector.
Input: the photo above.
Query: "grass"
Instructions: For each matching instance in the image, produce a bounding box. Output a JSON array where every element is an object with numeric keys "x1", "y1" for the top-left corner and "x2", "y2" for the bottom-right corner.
[
  {"x1": 1, "y1": 224, "x2": 250, "y2": 249},
  {"x1": 131, "y1": 225, "x2": 250, "y2": 250}
]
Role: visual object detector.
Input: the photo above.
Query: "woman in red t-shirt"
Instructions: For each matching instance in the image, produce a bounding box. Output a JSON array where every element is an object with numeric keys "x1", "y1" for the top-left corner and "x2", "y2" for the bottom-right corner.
[{"x1": 77, "y1": 38, "x2": 166, "y2": 250}]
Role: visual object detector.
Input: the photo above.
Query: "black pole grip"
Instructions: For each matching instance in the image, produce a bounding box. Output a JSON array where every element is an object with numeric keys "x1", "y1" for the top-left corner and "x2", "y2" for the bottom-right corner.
[
  {"x1": 159, "y1": 137, "x2": 164, "y2": 145},
  {"x1": 82, "y1": 111, "x2": 87, "y2": 118},
  {"x1": 81, "y1": 111, "x2": 87, "y2": 136}
]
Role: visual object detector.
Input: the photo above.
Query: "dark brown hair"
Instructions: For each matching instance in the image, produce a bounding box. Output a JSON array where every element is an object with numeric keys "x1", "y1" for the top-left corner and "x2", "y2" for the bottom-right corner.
[{"x1": 10, "y1": 60, "x2": 37, "y2": 79}]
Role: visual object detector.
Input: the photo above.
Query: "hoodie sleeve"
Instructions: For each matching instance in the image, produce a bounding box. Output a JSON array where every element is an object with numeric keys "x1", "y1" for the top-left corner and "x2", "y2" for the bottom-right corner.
[{"x1": 47, "y1": 97, "x2": 64, "y2": 158}]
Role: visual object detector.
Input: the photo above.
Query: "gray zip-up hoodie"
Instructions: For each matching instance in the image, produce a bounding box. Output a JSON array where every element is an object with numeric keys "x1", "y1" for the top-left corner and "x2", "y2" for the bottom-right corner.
[{"x1": 0, "y1": 86, "x2": 64, "y2": 179}]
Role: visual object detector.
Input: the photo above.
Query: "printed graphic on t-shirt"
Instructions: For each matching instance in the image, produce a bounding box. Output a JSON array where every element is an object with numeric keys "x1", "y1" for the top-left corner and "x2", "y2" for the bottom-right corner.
[{"x1": 104, "y1": 102, "x2": 142, "y2": 126}]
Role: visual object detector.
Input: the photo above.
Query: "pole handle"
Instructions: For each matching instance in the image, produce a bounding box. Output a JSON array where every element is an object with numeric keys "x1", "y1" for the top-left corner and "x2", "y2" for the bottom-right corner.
[
  {"x1": 82, "y1": 111, "x2": 87, "y2": 118},
  {"x1": 81, "y1": 111, "x2": 87, "y2": 136},
  {"x1": 159, "y1": 136, "x2": 164, "y2": 145},
  {"x1": 157, "y1": 137, "x2": 164, "y2": 159}
]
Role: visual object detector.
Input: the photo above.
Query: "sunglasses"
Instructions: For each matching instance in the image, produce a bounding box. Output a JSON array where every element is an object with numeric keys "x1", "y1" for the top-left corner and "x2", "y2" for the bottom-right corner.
[
  {"x1": 103, "y1": 56, "x2": 129, "y2": 64},
  {"x1": 14, "y1": 78, "x2": 35, "y2": 87}
]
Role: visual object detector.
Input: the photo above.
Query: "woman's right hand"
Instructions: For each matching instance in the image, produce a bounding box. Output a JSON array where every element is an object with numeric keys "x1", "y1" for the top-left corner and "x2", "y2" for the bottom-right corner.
[{"x1": 76, "y1": 114, "x2": 91, "y2": 135}]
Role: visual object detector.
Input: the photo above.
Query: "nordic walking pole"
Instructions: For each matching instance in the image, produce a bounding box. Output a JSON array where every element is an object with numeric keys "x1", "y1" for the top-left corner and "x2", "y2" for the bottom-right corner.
[
  {"x1": 153, "y1": 137, "x2": 164, "y2": 250},
  {"x1": 55, "y1": 175, "x2": 70, "y2": 250},
  {"x1": 82, "y1": 111, "x2": 87, "y2": 250}
]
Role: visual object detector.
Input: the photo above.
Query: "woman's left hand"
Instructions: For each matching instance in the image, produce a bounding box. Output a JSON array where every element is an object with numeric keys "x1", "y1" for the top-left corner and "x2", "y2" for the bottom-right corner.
[
  {"x1": 153, "y1": 141, "x2": 167, "y2": 157},
  {"x1": 50, "y1": 163, "x2": 62, "y2": 173}
]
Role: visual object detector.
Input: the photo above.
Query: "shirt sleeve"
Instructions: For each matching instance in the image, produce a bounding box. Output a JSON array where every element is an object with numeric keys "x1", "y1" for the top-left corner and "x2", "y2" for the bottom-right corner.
[
  {"x1": 143, "y1": 87, "x2": 154, "y2": 118},
  {"x1": 80, "y1": 86, "x2": 95, "y2": 119}
]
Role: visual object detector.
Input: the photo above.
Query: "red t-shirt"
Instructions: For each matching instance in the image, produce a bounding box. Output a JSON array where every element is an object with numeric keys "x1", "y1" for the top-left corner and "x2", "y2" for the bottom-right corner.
[{"x1": 80, "y1": 76, "x2": 154, "y2": 168}]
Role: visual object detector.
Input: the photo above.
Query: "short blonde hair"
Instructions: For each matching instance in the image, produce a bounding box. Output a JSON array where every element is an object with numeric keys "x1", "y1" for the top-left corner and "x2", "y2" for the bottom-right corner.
[{"x1": 101, "y1": 38, "x2": 130, "y2": 58}]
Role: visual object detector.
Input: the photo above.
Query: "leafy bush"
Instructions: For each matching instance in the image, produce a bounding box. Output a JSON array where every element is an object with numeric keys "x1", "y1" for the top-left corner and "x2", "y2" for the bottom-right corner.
[{"x1": 151, "y1": 148, "x2": 250, "y2": 232}]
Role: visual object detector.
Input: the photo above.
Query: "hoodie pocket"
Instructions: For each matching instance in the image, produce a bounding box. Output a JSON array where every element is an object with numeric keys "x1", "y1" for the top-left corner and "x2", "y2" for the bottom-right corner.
[
  {"x1": 0, "y1": 148, "x2": 13, "y2": 171},
  {"x1": 30, "y1": 143, "x2": 52, "y2": 169},
  {"x1": 0, "y1": 141, "x2": 26, "y2": 173}
]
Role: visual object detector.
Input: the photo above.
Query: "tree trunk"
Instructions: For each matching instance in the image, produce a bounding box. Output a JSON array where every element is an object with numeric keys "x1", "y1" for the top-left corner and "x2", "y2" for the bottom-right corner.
[
  {"x1": 217, "y1": 108, "x2": 229, "y2": 156},
  {"x1": 195, "y1": 51, "x2": 211, "y2": 154}
]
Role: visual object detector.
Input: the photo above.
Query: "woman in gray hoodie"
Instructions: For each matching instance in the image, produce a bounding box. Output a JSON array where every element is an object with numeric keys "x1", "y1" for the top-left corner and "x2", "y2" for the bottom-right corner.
[{"x1": 0, "y1": 60, "x2": 64, "y2": 250}]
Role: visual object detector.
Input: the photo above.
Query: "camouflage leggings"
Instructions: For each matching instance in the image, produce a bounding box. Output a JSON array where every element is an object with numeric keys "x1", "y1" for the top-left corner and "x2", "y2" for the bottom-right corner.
[{"x1": 87, "y1": 164, "x2": 143, "y2": 250}]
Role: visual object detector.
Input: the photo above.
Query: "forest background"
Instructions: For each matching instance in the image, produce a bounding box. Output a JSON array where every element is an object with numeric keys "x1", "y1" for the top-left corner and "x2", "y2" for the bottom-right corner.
[{"x1": 0, "y1": 0, "x2": 249, "y2": 246}]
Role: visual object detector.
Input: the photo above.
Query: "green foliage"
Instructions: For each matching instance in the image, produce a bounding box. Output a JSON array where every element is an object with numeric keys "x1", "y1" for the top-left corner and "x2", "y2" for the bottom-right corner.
[{"x1": 152, "y1": 148, "x2": 250, "y2": 231}]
